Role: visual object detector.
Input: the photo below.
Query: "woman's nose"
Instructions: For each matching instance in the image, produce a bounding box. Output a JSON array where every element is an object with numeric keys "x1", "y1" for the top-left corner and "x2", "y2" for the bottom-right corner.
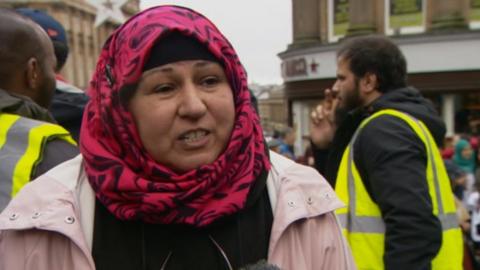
[{"x1": 178, "y1": 85, "x2": 207, "y2": 119}]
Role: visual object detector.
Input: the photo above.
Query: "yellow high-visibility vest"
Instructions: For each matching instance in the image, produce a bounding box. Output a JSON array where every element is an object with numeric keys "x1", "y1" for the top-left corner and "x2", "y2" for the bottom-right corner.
[
  {"x1": 0, "y1": 113, "x2": 76, "y2": 209},
  {"x1": 335, "y1": 109, "x2": 463, "y2": 270}
]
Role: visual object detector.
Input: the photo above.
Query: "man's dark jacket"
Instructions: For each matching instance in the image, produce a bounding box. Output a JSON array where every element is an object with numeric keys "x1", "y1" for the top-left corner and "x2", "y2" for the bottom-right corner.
[
  {"x1": 0, "y1": 88, "x2": 78, "y2": 179},
  {"x1": 50, "y1": 80, "x2": 89, "y2": 142},
  {"x1": 313, "y1": 87, "x2": 444, "y2": 270}
]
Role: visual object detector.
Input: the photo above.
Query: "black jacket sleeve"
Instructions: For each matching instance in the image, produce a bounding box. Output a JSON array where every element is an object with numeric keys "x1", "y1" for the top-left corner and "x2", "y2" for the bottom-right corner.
[
  {"x1": 354, "y1": 115, "x2": 442, "y2": 270},
  {"x1": 33, "y1": 139, "x2": 79, "y2": 179},
  {"x1": 311, "y1": 111, "x2": 364, "y2": 187},
  {"x1": 50, "y1": 90, "x2": 89, "y2": 142},
  {"x1": 311, "y1": 141, "x2": 330, "y2": 176}
]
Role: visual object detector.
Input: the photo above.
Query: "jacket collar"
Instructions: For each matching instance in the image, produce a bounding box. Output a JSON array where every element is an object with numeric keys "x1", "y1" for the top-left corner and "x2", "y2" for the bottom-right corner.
[
  {"x1": 267, "y1": 152, "x2": 344, "y2": 257},
  {"x1": 0, "y1": 88, "x2": 55, "y2": 123}
]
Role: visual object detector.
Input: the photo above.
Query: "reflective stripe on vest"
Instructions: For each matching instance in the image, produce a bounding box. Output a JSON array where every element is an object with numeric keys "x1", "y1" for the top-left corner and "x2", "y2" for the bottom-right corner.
[
  {"x1": 335, "y1": 109, "x2": 463, "y2": 270},
  {"x1": 0, "y1": 113, "x2": 76, "y2": 209}
]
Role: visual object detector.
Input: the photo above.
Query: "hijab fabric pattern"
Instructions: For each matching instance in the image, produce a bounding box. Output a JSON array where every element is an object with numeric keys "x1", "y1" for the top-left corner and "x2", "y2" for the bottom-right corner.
[{"x1": 80, "y1": 6, "x2": 270, "y2": 227}]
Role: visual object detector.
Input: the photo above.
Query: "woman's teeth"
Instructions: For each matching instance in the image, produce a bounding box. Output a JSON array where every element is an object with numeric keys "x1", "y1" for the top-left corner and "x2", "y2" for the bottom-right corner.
[{"x1": 182, "y1": 130, "x2": 207, "y2": 142}]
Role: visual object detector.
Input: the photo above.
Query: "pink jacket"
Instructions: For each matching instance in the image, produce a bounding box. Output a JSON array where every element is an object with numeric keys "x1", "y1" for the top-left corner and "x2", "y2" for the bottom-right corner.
[{"x1": 0, "y1": 152, "x2": 356, "y2": 270}]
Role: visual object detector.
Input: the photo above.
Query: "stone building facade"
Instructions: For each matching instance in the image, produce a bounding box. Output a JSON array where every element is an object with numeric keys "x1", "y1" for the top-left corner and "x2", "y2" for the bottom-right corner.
[
  {"x1": 280, "y1": 0, "x2": 480, "y2": 153},
  {"x1": 1, "y1": 0, "x2": 140, "y2": 89},
  {"x1": 251, "y1": 84, "x2": 289, "y2": 136}
]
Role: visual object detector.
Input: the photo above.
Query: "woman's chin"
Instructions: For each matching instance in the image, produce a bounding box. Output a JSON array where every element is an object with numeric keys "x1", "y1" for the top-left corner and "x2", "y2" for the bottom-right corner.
[{"x1": 167, "y1": 152, "x2": 219, "y2": 173}]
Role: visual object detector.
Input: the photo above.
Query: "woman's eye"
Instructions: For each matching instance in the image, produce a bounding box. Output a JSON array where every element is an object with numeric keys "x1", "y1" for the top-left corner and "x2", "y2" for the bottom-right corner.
[
  {"x1": 201, "y1": 76, "x2": 219, "y2": 87},
  {"x1": 153, "y1": 84, "x2": 175, "y2": 94}
]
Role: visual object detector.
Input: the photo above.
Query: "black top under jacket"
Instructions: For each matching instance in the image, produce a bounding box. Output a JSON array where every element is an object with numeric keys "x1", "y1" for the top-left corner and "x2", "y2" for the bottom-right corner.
[
  {"x1": 50, "y1": 88, "x2": 89, "y2": 142},
  {"x1": 92, "y1": 171, "x2": 273, "y2": 270}
]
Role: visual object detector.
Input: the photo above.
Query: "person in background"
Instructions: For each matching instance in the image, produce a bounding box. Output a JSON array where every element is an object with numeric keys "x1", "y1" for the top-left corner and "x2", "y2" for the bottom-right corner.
[
  {"x1": 16, "y1": 8, "x2": 89, "y2": 141},
  {"x1": 0, "y1": 9, "x2": 77, "y2": 211},
  {"x1": 0, "y1": 6, "x2": 355, "y2": 270},
  {"x1": 296, "y1": 145, "x2": 315, "y2": 167},
  {"x1": 444, "y1": 160, "x2": 478, "y2": 270},
  {"x1": 441, "y1": 135, "x2": 455, "y2": 159},
  {"x1": 444, "y1": 159, "x2": 467, "y2": 200},
  {"x1": 475, "y1": 148, "x2": 480, "y2": 193},
  {"x1": 454, "y1": 138, "x2": 476, "y2": 204},
  {"x1": 454, "y1": 139, "x2": 475, "y2": 174},
  {"x1": 469, "y1": 136, "x2": 479, "y2": 154},
  {"x1": 277, "y1": 126, "x2": 296, "y2": 160},
  {"x1": 468, "y1": 180, "x2": 480, "y2": 264},
  {"x1": 445, "y1": 160, "x2": 470, "y2": 228},
  {"x1": 267, "y1": 138, "x2": 282, "y2": 153},
  {"x1": 309, "y1": 35, "x2": 463, "y2": 269}
]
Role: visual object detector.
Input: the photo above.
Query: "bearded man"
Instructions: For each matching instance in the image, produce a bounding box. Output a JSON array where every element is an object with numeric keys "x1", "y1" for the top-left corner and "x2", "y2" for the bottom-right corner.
[{"x1": 310, "y1": 35, "x2": 463, "y2": 270}]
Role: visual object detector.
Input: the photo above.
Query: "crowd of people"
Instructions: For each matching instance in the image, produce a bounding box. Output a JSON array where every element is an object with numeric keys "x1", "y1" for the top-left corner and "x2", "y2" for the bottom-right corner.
[
  {"x1": 441, "y1": 134, "x2": 480, "y2": 268},
  {"x1": 0, "y1": 4, "x2": 472, "y2": 270}
]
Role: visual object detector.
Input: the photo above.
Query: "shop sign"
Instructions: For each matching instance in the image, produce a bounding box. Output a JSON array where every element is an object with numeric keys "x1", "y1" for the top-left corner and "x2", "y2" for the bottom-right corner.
[
  {"x1": 281, "y1": 57, "x2": 322, "y2": 80},
  {"x1": 282, "y1": 58, "x2": 307, "y2": 77}
]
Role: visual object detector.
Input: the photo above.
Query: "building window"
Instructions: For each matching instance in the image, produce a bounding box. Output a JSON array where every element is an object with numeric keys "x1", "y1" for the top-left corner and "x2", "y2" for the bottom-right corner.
[
  {"x1": 328, "y1": 0, "x2": 349, "y2": 42},
  {"x1": 385, "y1": 0, "x2": 426, "y2": 35},
  {"x1": 471, "y1": 0, "x2": 480, "y2": 29}
]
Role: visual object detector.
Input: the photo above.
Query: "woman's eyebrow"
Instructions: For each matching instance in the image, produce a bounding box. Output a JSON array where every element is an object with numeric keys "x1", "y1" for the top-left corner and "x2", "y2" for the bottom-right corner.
[
  {"x1": 142, "y1": 66, "x2": 174, "y2": 77},
  {"x1": 193, "y1": 61, "x2": 216, "y2": 68}
]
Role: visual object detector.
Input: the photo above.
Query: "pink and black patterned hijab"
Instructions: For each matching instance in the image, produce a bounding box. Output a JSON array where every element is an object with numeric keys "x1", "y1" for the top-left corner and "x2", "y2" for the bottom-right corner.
[{"x1": 80, "y1": 5, "x2": 270, "y2": 227}]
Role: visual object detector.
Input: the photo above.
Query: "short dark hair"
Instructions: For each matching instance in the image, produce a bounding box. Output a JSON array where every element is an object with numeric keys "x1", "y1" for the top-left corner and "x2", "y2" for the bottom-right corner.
[
  {"x1": 337, "y1": 35, "x2": 407, "y2": 93},
  {"x1": 0, "y1": 8, "x2": 44, "y2": 88}
]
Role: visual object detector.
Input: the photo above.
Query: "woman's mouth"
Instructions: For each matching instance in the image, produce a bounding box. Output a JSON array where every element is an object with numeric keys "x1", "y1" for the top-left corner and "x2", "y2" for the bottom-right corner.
[
  {"x1": 178, "y1": 129, "x2": 211, "y2": 149},
  {"x1": 180, "y1": 130, "x2": 208, "y2": 142}
]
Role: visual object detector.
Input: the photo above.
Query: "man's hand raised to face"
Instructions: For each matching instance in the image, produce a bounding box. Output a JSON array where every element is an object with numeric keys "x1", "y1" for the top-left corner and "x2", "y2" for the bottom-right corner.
[{"x1": 309, "y1": 88, "x2": 339, "y2": 149}]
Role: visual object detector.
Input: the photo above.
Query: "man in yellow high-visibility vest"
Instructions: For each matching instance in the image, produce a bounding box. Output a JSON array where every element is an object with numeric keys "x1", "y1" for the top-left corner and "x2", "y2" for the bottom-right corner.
[
  {"x1": 0, "y1": 9, "x2": 78, "y2": 211},
  {"x1": 310, "y1": 35, "x2": 463, "y2": 269},
  {"x1": 16, "y1": 8, "x2": 89, "y2": 142}
]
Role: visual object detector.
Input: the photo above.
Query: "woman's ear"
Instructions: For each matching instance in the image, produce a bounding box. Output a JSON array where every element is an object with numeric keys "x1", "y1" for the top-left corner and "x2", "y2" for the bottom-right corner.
[{"x1": 25, "y1": 57, "x2": 39, "y2": 90}]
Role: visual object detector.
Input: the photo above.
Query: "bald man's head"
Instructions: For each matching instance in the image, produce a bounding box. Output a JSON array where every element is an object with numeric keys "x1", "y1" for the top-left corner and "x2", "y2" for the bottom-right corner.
[{"x1": 0, "y1": 8, "x2": 57, "y2": 108}]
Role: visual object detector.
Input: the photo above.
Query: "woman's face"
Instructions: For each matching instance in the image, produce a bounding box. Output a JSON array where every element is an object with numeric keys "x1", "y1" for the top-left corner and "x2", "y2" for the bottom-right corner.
[
  {"x1": 129, "y1": 60, "x2": 235, "y2": 173},
  {"x1": 461, "y1": 145, "x2": 473, "y2": 159}
]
